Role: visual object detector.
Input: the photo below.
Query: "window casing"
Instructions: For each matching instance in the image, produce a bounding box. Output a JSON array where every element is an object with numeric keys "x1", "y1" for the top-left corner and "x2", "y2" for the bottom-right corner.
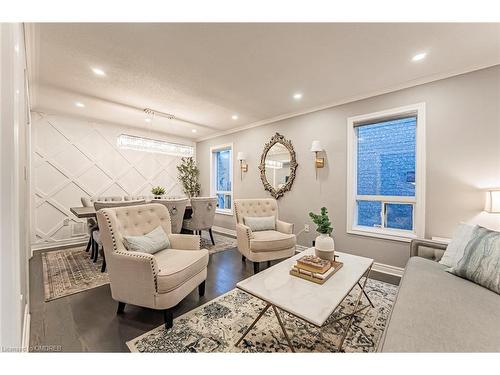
[
  {"x1": 210, "y1": 144, "x2": 233, "y2": 215},
  {"x1": 346, "y1": 103, "x2": 426, "y2": 241}
]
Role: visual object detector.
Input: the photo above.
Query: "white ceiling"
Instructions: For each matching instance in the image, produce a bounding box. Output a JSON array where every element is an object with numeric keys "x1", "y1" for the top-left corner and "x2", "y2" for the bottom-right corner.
[{"x1": 27, "y1": 23, "x2": 500, "y2": 141}]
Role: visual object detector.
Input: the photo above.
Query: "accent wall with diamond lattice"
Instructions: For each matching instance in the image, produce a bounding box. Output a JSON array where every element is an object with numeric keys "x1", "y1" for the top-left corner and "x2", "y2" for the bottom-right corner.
[{"x1": 31, "y1": 112, "x2": 194, "y2": 248}]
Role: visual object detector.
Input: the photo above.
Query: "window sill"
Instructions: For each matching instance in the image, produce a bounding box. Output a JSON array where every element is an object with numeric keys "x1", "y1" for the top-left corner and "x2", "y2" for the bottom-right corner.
[
  {"x1": 347, "y1": 226, "x2": 417, "y2": 243},
  {"x1": 216, "y1": 208, "x2": 233, "y2": 216}
]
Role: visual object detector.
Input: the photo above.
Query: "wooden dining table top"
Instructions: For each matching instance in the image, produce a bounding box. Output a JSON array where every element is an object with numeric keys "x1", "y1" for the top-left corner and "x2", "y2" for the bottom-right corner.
[{"x1": 70, "y1": 202, "x2": 192, "y2": 219}]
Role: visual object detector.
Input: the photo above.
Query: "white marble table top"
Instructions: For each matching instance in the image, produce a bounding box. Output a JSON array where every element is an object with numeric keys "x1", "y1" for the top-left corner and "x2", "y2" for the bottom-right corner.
[{"x1": 236, "y1": 248, "x2": 374, "y2": 327}]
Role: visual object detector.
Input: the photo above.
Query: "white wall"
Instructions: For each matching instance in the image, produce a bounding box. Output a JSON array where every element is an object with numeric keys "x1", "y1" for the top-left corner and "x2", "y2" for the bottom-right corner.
[
  {"x1": 31, "y1": 112, "x2": 194, "y2": 249},
  {"x1": 0, "y1": 23, "x2": 31, "y2": 351},
  {"x1": 196, "y1": 66, "x2": 500, "y2": 269}
]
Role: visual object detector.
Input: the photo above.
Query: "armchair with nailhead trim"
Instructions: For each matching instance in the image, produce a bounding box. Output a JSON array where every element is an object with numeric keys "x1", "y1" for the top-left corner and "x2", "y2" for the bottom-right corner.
[
  {"x1": 96, "y1": 203, "x2": 208, "y2": 329},
  {"x1": 234, "y1": 198, "x2": 296, "y2": 274}
]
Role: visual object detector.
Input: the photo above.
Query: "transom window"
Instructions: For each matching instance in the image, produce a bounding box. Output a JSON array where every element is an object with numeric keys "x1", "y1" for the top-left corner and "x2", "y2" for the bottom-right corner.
[
  {"x1": 347, "y1": 104, "x2": 425, "y2": 241},
  {"x1": 210, "y1": 144, "x2": 233, "y2": 215}
]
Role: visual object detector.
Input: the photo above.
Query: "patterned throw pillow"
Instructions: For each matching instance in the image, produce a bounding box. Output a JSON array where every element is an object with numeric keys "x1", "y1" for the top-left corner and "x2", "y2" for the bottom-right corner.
[
  {"x1": 447, "y1": 226, "x2": 500, "y2": 294},
  {"x1": 244, "y1": 216, "x2": 276, "y2": 232},
  {"x1": 123, "y1": 226, "x2": 171, "y2": 254}
]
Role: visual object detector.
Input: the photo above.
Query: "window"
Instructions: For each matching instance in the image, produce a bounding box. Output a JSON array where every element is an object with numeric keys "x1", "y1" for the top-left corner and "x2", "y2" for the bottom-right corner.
[
  {"x1": 210, "y1": 144, "x2": 233, "y2": 215},
  {"x1": 347, "y1": 104, "x2": 425, "y2": 241}
]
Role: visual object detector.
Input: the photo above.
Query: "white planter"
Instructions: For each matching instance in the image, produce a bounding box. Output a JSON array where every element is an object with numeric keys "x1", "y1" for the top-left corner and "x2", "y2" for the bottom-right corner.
[{"x1": 314, "y1": 233, "x2": 335, "y2": 261}]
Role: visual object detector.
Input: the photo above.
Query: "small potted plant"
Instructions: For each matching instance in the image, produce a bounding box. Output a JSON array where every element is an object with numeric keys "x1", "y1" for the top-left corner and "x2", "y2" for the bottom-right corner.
[
  {"x1": 309, "y1": 207, "x2": 335, "y2": 260},
  {"x1": 151, "y1": 186, "x2": 166, "y2": 199}
]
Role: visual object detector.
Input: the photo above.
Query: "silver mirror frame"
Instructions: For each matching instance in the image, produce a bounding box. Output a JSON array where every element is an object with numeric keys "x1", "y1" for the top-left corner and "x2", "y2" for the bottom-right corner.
[{"x1": 258, "y1": 133, "x2": 298, "y2": 199}]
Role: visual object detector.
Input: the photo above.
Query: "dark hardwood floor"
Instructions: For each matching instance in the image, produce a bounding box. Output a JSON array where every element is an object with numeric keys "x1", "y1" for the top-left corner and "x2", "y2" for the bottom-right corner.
[{"x1": 29, "y1": 247, "x2": 399, "y2": 352}]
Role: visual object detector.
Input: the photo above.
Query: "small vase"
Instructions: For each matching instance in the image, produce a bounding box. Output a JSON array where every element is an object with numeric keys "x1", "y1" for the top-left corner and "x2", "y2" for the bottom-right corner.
[{"x1": 314, "y1": 233, "x2": 335, "y2": 261}]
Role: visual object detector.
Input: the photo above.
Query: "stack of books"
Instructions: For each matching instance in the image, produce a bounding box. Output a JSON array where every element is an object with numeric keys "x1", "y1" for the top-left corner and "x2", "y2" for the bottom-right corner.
[{"x1": 289, "y1": 254, "x2": 343, "y2": 284}]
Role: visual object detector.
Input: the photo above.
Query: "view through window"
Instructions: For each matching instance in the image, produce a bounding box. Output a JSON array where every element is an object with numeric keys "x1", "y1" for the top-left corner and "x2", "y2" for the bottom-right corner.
[
  {"x1": 212, "y1": 146, "x2": 232, "y2": 213},
  {"x1": 355, "y1": 116, "x2": 417, "y2": 232}
]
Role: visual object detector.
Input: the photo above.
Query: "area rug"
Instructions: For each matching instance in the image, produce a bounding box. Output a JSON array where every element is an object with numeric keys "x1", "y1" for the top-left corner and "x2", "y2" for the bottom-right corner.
[
  {"x1": 200, "y1": 232, "x2": 237, "y2": 254},
  {"x1": 42, "y1": 247, "x2": 109, "y2": 302},
  {"x1": 126, "y1": 279, "x2": 398, "y2": 353}
]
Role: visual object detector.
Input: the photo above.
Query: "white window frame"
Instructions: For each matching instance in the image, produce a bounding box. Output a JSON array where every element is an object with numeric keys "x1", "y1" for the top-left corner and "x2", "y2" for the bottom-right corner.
[
  {"x1": 346, "y1": 103, "x2": 426, "y2": 242},
  {"x1": 210, "y1": 143, "x2": 234, "y2": 216}
]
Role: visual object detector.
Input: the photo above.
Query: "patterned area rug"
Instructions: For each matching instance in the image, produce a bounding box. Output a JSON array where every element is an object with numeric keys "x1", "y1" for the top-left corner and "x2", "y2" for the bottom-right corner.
[
  {"x1": 200, "y1": 232, "x2": 237, "y2": 254},
  {"x1": 127, "y1": 279, "x2": 398, "y2": 353},
  {"x1": 42, "y1": 247, "x2": 109, "y2": 302}
]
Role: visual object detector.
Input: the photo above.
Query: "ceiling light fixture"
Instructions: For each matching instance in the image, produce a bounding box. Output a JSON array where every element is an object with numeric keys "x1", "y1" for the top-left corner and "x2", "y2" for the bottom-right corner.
[
  {"x1": 92, "y1": 67, "x2": 106, "y2": 76},
  {"x1": 75, "y1": 102, "x2": 85, "y2": 108},
  {"x1": 232, "y1": 114, "x2": 239, "y2": 120},
  {"x1": 412, "y1": 52, "x2": 427, "y2": 62},
  {"x1": 192, "y1": 129, "x2": 197, "y2": 133},
  {"x1": 293, "y1": 93, "x2": 303, "y2": 100},
  {"x1": 145, "y1": 118, "x2": 151, "y2": 123}
]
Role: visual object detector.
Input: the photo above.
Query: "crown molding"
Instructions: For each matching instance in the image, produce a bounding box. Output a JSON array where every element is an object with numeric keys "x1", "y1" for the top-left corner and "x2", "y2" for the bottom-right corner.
[{"x1": 196, "y1": 61, "x2": 500, "y2": 142}]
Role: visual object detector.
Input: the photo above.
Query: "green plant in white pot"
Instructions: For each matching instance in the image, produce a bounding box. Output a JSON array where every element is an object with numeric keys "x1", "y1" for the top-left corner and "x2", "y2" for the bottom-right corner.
[
  {"x1": 151, "y1": 186, "x2": 166, "y2": 199},
  {"x1": 309, "y1": 207, "x2": 335, "y2": 260}
]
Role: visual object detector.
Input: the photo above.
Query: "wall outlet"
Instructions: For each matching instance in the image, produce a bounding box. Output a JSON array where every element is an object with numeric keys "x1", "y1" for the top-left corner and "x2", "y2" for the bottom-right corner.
[
  {"x1": 304, "y1": 224, "x2": 310, "y2": 233},
  {"x1": 63, "y1": 218, "x2": 70, "y2": 226}
]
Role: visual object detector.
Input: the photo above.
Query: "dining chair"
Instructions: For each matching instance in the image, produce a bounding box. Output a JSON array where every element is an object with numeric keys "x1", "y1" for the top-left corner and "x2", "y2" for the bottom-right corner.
[
  {"x1": 156, "y1": 198, "x2": 189, "y2": 234},
  {"x1": 182, "y1": 197, "x2": 217, "y2": 245},
  {"x1": 81, "y1": 196, "x2": 123, "y2": 254},
  {"x1": 92, "y1": 199, "x2": 146, "y2": 271}
]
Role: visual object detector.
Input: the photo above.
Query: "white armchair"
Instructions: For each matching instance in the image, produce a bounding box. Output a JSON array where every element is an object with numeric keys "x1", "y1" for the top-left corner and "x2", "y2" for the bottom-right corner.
[
  {"x1": 234, "y1": 198, "x2": 296, "y2": 273},
  {"x1": 96, "y1": 203, "x2": 208, "y2": 329}
]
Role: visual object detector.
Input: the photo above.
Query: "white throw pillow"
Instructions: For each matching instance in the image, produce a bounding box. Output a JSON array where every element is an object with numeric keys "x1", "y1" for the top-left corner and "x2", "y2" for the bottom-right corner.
[
  {"x1": 244, "y1": 216, "x2": 276, "y2": 232},
  {"x1": 439, "y1": 223, "x2": 477, "y2": 268},
  {"x1": 123, "y1": 226, "x2": 171, "y2": 254}
]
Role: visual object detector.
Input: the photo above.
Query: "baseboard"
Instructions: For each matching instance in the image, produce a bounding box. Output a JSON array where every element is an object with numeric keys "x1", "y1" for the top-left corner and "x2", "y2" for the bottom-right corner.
[
  {"x1": 22, "y1": 303, "x2": 30, "y2": 352},
  {"x1": 31, "y1": 237, "x2": 88, "y2": 253},
  {"x1": 211, "y1": 227, "x2": 404, "y2": 277},
  {"x1": 212, "y1": 226, "x2": 236, "y2": 238},
  {"x1": 372, "y1": 262, "x2": 404, "y2": 277}
]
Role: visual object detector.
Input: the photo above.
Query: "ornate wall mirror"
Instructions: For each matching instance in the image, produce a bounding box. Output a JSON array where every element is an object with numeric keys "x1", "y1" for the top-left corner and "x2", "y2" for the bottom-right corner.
[{"x1": 259, "y1": 133, "x2": 298, "y2": 199}]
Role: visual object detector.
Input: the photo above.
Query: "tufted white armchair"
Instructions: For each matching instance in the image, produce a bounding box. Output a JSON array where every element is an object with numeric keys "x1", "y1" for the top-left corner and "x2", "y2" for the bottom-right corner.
[
  {"x1": 96, "y1": 203, "x2": 208, "y2": 329},
  {"x1": 234, "y1": 198, "x2": 296, "y2": 273}
]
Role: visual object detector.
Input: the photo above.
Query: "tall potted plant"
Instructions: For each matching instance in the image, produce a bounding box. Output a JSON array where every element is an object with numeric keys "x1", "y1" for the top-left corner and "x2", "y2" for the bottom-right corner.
[
  {"x1": 177, "y1": 157, "x2": 201, "y2": 198},
  {"x1": 309, "y1": 207, "x2": 335, "y2": 260}
]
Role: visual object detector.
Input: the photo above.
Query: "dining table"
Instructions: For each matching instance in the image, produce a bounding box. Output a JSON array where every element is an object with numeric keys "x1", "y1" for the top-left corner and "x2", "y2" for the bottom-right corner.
[{"x1": 70, "y1": 202, "x2": 192, "y2": 219}]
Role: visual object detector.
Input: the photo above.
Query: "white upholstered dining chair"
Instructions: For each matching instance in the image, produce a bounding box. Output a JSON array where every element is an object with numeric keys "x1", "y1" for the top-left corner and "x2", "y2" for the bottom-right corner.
[
  {"x1": 183, "y1": 197, "x2": 217, "y2": 245},
  {"x1": 156, "y1": 198, "x2": 189, "y2": 234},
  {"x1": 234, "y1": 198, "x2": 296, "y2": 273},
  {"x1": 96, "y1": 203, "x2": 208, "y2": 329}
]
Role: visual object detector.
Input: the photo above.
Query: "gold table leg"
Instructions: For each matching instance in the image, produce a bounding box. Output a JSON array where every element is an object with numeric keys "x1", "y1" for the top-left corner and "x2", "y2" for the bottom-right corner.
[
  {"x1": 235, "y1": 303, "x2": 271, "y2": 347},
  {"x1": 336, "y1": 266, "x2": 372, "y2": 352},
  {"x1": 272, "y1": 305, "x2": 295, "y2": 353}
]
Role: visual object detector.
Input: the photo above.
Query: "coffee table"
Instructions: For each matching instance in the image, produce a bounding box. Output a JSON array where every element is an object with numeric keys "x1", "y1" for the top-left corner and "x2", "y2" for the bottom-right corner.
[{"x1": 235, "y1": 248, "x2": 374, "y2": 352}]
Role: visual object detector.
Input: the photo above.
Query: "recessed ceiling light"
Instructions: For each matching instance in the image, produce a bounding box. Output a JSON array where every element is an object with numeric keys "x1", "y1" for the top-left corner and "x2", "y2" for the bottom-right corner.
[
  {"x1": 92, "y1": 67, "x2": 106, "y2": 76},
  {"x1": 192, "y1": 129, "x2": 197, "y2": 133},
  {"x1": 144, "y1": 118, "x2": 151, "y2": 123},
  {"x1": 412, "y1": 52, "x2": 427, "y2": 62},
  {"x1": 75, "y1": 102, "x2": 85, "y2": 108},
  {"x1": 232, "y1": 114, "x2": 239, "y2": 120},
  {"x1": 293, "y1": 93, "x2": 303, "y2": 100}
]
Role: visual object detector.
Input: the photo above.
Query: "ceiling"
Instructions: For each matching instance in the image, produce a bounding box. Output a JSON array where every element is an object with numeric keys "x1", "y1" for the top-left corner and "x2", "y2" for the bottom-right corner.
[{"x1": 27, "y1": 23, "x2": 500, "y2": 141}]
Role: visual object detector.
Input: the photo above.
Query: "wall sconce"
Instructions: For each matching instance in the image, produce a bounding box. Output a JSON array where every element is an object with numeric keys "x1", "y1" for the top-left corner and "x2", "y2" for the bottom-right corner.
[
  {"x1": 485, "y1": 189, "x2": 500, "y2": 213},
  {"x1": 310, "y1": 140, "x2": 324, "y2": 179},
  {"x1": 237, "y1": 152, "x2": 248, "y2": 181}
]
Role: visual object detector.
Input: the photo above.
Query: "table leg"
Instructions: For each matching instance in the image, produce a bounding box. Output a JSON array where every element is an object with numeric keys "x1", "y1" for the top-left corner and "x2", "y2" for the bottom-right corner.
[
  {"x1": 358, "y1": 280, "x2": 374, "y2": 308},
  {"x1": 235, "y1": 303, "x2": 271, "y2": 347},
  {"x1": 337, "y1": 265, "x2": 372, "y2": 352},
  {"x1": 272, "y1": 305, "x2": 295, "y2": 353}
]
